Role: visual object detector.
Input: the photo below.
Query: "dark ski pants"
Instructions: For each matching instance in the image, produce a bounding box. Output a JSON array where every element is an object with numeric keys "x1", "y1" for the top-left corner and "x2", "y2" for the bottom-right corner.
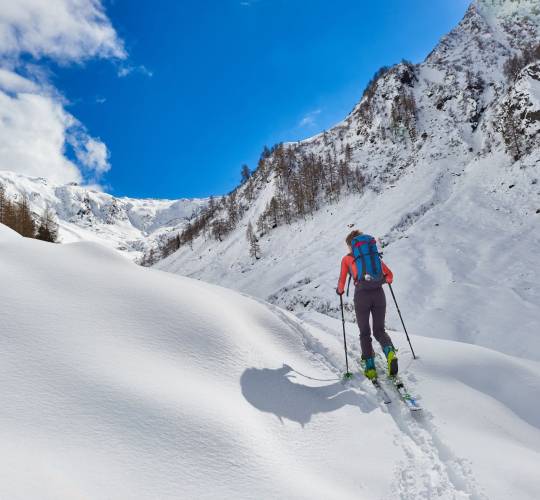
[{"x1": 354, "y1": 286, "x2": 393, "y2": 358}]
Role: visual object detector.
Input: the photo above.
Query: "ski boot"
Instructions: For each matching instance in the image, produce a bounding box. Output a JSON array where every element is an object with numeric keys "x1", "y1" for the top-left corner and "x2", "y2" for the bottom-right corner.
[
  {"x1": 383, "y1": 345, "x2": 398, "y2": 377},
  {"x1": 361, "y1": 357, "x2": 377, "y2": 380}
]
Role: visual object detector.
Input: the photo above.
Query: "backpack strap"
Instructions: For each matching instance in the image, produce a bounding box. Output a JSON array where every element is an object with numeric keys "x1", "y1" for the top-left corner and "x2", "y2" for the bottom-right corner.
[{"x1": 351, "y1": 251, "x2": 366, "y2": 281}]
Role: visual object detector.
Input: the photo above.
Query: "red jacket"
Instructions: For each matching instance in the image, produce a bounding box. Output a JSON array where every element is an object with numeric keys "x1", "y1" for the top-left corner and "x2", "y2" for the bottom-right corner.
[{"x1": 336, "y1": 254, "x2": 393, "y2": 294}]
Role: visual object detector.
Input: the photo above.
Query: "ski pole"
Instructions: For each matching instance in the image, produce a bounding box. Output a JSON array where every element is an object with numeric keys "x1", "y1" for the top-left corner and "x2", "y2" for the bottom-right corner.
[
  {"x1": 339, "y1": 294, "x2": 353, "y2": 378},
  {"x1": 388, "y1": 283, "x2": 417, "y2": 359}
]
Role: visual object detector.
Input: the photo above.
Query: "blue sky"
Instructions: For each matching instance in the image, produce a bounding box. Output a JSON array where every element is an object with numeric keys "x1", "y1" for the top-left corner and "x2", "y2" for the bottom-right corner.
[{"x1": 53, "y1": 0, "x2": 470, "y2": 199}]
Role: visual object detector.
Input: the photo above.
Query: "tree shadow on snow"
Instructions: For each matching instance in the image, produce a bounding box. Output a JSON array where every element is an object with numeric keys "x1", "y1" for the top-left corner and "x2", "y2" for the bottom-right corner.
[{"x1": 240, "y1": 364, "x2": 376, "y2": 426}]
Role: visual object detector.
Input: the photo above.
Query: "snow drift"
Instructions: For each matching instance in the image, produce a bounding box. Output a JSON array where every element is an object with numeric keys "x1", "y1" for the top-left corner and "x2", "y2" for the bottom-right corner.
[{"x1": 1, "y1": 224, "x2": 539, "y2": 499}]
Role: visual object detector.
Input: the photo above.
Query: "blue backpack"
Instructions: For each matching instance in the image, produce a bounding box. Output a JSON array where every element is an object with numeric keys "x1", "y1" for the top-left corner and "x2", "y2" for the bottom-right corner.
[{"x1": 350, "y1": 234, "x2": 385, "y2": 290}]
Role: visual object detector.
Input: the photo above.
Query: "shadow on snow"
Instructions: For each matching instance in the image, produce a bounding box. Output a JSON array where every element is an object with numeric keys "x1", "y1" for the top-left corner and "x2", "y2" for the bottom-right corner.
[{"x1": 240, "y1": 364, "x2": 377, "y2": 426}]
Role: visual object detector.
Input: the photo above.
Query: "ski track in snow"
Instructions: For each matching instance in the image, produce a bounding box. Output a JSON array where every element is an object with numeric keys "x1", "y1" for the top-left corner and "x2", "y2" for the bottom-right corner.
[
  {"x1": 277, "y1": 305, "x2": 487, "y2": 500},
  {"x1": 385, "y1": 393, "x2": 487, "y2": 500}
]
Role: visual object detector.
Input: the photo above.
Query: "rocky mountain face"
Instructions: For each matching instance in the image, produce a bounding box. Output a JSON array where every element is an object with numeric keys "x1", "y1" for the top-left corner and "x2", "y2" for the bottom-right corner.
[
  {"x1": 0, "y1": 170, "x2": 206, "y2": 260},
  {"x1": 156, "y1": 0, "x2": 540, "y2": 360}
]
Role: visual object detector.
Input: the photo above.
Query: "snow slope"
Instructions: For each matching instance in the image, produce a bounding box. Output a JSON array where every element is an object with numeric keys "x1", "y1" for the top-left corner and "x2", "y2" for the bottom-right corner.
[
  {"x1": 158, "y1": 147, "x2": 540, "y2": 361},
  {"x1": 1, "y1": 224, "x2": 539, "y2": 499},
  {"x1": 157, "y1": 0, "x2": 540, "y2": 361},
  {"x1": 0, "y1": 170, "x2": 206, "y2": 261}
]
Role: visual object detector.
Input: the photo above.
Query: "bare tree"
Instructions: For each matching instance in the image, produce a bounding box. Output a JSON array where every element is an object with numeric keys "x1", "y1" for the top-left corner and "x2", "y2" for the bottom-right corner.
[
  {"x1": 500, "y1": 102, "x2": 523, "y2": 160},
  {"x1": 0, "y1": 184, "x2": 6, "y2": 223},
  {"x1": 16, "y1": 195, "x2": 35, "y2": 238},
  {"x1": 36, "y1": 206, "x2": 58, "y2": 243},
  {"x1": 245, "y1": 221, "x2": 260, "y2": 259},
  {"x1": 212, "y1": 219, "x2": 228, "y2": 242},
  {"x1": 240, "y1": 164, "x2": 251, "y2": 184}
]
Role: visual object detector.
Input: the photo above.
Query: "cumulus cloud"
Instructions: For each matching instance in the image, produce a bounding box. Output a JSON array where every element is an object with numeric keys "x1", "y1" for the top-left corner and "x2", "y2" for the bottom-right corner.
[
  {"x1": 0, "y1": 0, "x2": 125, "y2": 62},
  {"x1": 0, "y1": 0, "x2": 124, "y2": 185},
  {"x1": 0, "y1": 87, "x2": 82, "y2": 183},
  {"x1": 73, "y1": 136, "x2": 110, "y2": 175},
  {"x1": 0, "y1": 68, "x2": 39, "y2": 93}
]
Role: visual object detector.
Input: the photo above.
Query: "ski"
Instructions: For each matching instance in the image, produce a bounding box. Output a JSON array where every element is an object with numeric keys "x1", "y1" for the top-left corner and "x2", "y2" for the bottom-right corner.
[
  {"x1": 370, "y1": 378, "x2": 392, "y2": 405},
  {"x1": 374, "y1": 353, "x2": 422, "y2": 411},
  {"x1": 342, "y1": 372, "x2": 392, "y2": 404},
  {"x1": 387, "y1": 376, "x2": 422, "y2": 411}
]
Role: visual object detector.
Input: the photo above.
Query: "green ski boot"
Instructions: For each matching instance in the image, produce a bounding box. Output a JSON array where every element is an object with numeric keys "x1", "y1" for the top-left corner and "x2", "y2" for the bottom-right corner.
[
  {"x1": 361, "y1": 357, "x2": 377, "y2": 380},
  {"x1": 383, "y1": 346, "x2": 398, "y2": 377}
]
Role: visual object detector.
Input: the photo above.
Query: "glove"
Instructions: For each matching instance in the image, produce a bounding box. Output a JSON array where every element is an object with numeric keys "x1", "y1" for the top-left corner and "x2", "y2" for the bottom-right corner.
[
  {"x1": 384, "y1": 274, "x2": 393, "y2": 285},
  {"x1": 336, "y1": 288, "x2": 344, "y2": 296}
]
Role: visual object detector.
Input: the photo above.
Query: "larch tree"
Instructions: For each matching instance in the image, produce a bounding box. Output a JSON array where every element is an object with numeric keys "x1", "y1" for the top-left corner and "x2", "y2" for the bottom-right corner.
[
  {"x1": 245, "y1": 221, "x2": 260, "y2": 260},
  {"x1": 36, "y1": 206, "x2": 59, "y2": 243},
  {"x1": 240, "y1": 164, "x2": 251, "y2": 184}
]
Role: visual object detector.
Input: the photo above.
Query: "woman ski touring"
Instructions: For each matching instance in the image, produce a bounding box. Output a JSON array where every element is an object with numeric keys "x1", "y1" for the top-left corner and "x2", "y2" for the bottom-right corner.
[{"x1": 336, "y1": 230, "x2": 397, "y2": 381}]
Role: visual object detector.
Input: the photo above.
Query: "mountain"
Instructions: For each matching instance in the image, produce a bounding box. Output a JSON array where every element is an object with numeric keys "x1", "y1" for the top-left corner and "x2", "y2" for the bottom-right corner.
[
  {"x1": 155, "y1": 0, "x2": 540, "y2": 361},
  {"x1": 1, "y1": 222, "x2": 539, "y2": 499},
  {"x1": 0, "y1": 170, "x2": 206, "y2": 261}
]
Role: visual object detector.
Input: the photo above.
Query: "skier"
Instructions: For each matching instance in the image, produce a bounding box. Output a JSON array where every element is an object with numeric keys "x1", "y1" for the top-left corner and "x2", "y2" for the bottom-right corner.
[{"x1": 336, "y1": 230, "x2": 397, "y2": 380}]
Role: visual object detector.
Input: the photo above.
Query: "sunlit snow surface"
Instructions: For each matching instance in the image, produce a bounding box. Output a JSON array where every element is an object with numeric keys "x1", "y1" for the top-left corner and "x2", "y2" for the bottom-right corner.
[{"x1": 1, "y1": 224, "x2": 539, "y2": 499}]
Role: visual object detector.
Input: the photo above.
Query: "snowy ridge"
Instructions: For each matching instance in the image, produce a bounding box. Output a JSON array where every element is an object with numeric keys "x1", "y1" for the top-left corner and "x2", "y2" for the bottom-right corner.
[
  {"x1": 1, "y1": 223, "x2": 539, "y2": 499},
  {"x1": 0, "y1": 170, "x2": 206, "y2": 260},
  {"x1": 157, "y1": 0, "x2": 540, "y2": 361}
]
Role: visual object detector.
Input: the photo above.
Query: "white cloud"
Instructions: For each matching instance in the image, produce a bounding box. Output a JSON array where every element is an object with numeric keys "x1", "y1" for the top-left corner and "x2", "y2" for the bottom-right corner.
[
  {"x1": 0, "y1": 0, "x2": 125, "y2": 186},
  {"x1": 0, "y1": 0, "x2": 126, "y2": 62},
  {"x1": 118, "y1": 64, "x2": 153, "y2": 78},
  {"x1": 74, "y1": 136, "x2": 110, "y2": 175},
  {"x1": 0, "y1": 68, "x2": 39, "y2": 93},
  {"x1": 0, "y1": 88, "x2": 82, "y2": 184},
  {"x1": 299, "y1": 109, "x2": 321, "y2": 127}
]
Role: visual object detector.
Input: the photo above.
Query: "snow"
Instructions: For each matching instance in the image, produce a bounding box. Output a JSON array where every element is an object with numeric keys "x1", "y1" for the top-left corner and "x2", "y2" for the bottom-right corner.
[
  {"x1": 1, "y1": 2, "x2": 539, "y2": 497},
  {"x1": 158, "y1": 148, "x2": 540, "y2": 362},
  {"x1": 1, "y1": 224, "x2": 539, "y2": 499},
  {"x1": 0, "y1": 169, "x2": 207, "y2": 261}
]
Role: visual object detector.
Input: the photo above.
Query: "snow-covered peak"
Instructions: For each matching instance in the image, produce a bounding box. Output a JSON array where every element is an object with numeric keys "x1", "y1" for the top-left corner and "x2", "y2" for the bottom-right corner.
[
  {"x1": 475, "y1": 0, "x2": 540, "y2": 24},
  {"x1": 0, "y1": 170, "x2": 207, "y2": 260}
]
